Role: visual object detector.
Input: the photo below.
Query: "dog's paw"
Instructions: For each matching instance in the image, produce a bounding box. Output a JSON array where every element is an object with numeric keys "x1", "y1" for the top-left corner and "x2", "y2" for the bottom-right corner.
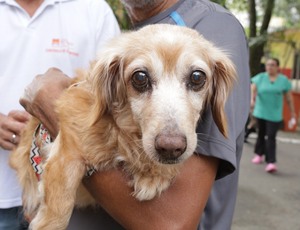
[
  {"x1": 131, "y1": 175, "x2": 173, "y2": 201},
  {"x1": 29, "y1": 216, "x2": 67, "y2": 230},
  {"x1": 28, "y1": 218, "x2": 40, "y2": 230},
  {"x1": 28, "y1": 215, "x2": 49, "y2": 230}
]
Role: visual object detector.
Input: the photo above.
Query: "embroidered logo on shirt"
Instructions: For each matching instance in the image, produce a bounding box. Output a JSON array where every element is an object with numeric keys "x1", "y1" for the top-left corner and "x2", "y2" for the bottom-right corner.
[{"x1": 45, "y1": 38, "x2": 79, "y2": 56}]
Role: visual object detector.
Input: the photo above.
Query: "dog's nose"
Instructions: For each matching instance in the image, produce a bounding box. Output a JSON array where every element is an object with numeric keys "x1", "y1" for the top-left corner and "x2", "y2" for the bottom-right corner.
[{"x1": 155, "y1": 133, "x2": 187, "y2": 163}]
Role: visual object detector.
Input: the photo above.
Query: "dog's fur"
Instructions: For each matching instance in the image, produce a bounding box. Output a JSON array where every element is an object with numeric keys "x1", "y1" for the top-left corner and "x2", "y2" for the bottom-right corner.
[{"x1": 10, "y1": 24, "x2": 236, "y2": 230}]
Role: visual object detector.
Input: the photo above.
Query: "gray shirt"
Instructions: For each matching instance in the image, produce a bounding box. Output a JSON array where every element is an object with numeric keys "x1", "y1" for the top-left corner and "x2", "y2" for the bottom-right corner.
[{"x1": 68, "y1": 0, "x2": 250, "y2": 229}]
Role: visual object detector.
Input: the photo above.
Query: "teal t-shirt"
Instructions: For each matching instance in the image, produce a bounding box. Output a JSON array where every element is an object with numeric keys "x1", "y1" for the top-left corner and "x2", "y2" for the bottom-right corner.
[{"x1": 252, "y1": 72, "x2": 292, "y2": 122}]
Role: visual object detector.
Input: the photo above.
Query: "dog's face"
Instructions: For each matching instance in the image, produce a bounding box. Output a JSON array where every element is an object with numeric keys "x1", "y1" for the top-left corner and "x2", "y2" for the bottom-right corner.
[{"x1": 89, "y1": 24, "x2": 236, "y2": 164}]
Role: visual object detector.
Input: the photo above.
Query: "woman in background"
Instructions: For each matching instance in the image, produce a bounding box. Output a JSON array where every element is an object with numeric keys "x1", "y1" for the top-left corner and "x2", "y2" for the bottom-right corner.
[{"x1": 251, "y1": 58, "x2": 296, "y2": 172}]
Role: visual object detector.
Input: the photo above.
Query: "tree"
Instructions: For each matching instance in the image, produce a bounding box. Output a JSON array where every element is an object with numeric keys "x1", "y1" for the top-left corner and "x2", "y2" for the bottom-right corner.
[
  {"x1": 274, "y1": 0, "x2": 300, "y2": 28},
  {"x1": 248, "y1": 0, "x2": 275, "y2": 76},
  {"x1": 106, "y1": 0, "x2": 131, "y2": 30},
  {"x1": 229, "y1": 0, "x2": 300, "y2": 76}
]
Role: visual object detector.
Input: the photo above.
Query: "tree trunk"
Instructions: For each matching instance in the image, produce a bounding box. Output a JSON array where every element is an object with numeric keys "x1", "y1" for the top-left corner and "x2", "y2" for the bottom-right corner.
[
  {"x1": 249, "y1": 42, "x2": 265, "y2": 76},
  {"x1": 248, "y1": 0, "x2": 256, "y2": 37},
  {"x1": 260, "y1": 0, "x2": 275, "y2": 34},
  {"x1": 248, "y1": 0, "x2": 275, "y2": 76}
]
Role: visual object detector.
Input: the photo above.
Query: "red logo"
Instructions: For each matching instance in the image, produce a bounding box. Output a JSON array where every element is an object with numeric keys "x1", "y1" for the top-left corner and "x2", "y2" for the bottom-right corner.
[
  {"x1": 52, "y1": 38, "x2": 60, "y2": 46},
  {"x1": 46, "y1": 38, "x2": 79, "y2": 56}
]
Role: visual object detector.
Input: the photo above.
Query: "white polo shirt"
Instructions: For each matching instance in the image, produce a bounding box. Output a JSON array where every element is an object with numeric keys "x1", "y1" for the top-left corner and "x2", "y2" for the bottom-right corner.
[{"x1": 0, "y1": 0, "x2": 120, "y2": 208}]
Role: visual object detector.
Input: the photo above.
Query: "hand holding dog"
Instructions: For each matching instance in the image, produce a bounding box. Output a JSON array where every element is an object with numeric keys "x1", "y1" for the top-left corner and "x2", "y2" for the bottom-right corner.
[{"x1": 20, "y1": 68, "x2": 72, "y2": 138}]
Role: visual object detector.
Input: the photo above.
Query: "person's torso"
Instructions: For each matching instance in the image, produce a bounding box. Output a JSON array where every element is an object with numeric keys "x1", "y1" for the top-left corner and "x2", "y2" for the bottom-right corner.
[
  {"x1": 0, "y1": 0, "x2": 120, "y2": 207},
  {"x1": 253, "y1": 73, "x2": 290, "y2": 121},
  {"x1": 0, "y1": 0, "x2": 119, "y2": 113}
]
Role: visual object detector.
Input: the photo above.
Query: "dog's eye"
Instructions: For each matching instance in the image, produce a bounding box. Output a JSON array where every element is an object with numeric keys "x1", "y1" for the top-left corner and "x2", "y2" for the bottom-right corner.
[
  {"x1": 131, "y1": 71, "x2": 150, "y2": 92},
  {"x1": 189, "y1": 70, "x2": 206, "y2": 91}
]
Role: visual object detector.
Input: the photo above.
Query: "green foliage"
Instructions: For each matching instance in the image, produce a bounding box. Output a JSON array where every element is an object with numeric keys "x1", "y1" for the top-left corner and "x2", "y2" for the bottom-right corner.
[
  {"x1": 211, "y1": 0, "x2": 227, "y2": 7},
  {"x1": 226, "y1": 0, "x2": 300, "y2": 75},
  {"x1": 273, "y1": 0, "x2": 300, "y2": 28},
  {"x1": 228, "y1": 0, "x2": 300, "y2": 30},
  {"x1": 227, "y1": 0, "x2": 247, "y2": 11},
  {"x1": 106, "y1": 0, "x2": 131, "y2": 30}
]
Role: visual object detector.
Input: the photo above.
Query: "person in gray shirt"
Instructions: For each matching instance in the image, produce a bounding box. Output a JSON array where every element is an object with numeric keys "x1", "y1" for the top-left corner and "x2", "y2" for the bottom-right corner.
[{"x1": 20, "y1": 0, "x2": 250, "y2": 229}]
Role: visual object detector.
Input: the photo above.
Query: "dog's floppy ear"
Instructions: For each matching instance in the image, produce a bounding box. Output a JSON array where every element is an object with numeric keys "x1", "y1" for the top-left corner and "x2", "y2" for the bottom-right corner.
[
  {"x1": 88, "y1": 49, "x2": 127, "y2": 126},
  {"x1": 210, "y1": 53, "x2": 236, "y2": 138}
]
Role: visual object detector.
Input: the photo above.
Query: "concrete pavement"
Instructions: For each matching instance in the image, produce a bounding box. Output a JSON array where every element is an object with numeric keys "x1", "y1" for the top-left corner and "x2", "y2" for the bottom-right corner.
[{"x1": 232, "y1": 131, "x2": 300, "y2": 230}]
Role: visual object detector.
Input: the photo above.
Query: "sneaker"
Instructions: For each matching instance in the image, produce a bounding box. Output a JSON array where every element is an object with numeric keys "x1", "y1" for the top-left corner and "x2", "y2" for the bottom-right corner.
[
  {"x1": 265, "y1": 163, "x2": 277, "y2": 173},
  {"x1": 251, "y1": 154, "x2": 263, "y2": 164}
]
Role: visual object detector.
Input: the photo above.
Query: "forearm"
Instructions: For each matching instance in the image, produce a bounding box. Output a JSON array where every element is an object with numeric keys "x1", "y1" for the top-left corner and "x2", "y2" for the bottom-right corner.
[
  {"x1": 286, "y1": 92, "x2": 296, "y2": 117},
  {"x1": 83, "y1": 154, "x2": 219, "y2": 230},
  {"x1": 31, "y1": 96, "x2": 60, "y2": 137},
  {"x1": 250, "y1": 83, "x2": 257, "y2": 108}
]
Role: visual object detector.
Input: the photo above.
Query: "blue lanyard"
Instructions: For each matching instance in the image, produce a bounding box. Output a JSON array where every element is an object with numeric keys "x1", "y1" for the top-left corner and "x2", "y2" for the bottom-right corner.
[{"x1": 170, "y1": 11, "x2": 186, "y2": 26}]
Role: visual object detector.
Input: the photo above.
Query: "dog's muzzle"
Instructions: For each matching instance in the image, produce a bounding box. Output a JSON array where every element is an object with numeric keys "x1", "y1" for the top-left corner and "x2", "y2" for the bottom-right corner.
[{"x1": 155, "y1": 133, "x2": 187, "y2": 164}]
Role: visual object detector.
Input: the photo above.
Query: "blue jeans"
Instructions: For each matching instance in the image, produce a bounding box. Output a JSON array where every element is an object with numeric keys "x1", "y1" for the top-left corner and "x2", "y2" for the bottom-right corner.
[{"x1": 0, "y1": 207, "x2": 28, "y2": 230}]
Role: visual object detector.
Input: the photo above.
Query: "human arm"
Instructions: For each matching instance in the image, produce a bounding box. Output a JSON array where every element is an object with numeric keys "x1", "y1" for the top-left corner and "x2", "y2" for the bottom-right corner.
[
  {"x1": 0, "y1": 110, "x2": 30, "y2": 150},
  {"x1": 19, "y1": 68, "x2": 72, "y2": 138},
  {"x1": 285, "y1": 90, "x2": 296, "y2": 118},
  {"x1": 285, "y1": 90, "x2": 297, "y2": 128},
  {"x1": 251, "y1": 83, "x2": 257, "y2": 110},
  {"x1": 84, "y1": 155, "x2": 219, "y2": 230}
]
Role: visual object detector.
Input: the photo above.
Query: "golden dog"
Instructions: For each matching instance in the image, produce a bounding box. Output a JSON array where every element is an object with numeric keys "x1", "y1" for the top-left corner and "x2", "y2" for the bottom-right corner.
[{"x1": 10, "y1": 24, "x2": 236, "y2": 229}]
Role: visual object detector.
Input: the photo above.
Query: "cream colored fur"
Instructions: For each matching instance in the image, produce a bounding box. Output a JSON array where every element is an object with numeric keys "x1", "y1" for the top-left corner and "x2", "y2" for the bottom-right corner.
[{"x1": 10, "y1": 24, "x2": 236, "y2": 230}]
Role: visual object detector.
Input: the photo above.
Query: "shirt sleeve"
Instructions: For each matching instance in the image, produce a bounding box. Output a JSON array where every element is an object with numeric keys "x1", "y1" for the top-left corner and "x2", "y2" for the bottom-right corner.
[
  {"x1": 251, "y1": 73, "x2": 262, "y2": 85},
  {"x1": 194, "y1": 12, "x2": 251, "y2": 179}
]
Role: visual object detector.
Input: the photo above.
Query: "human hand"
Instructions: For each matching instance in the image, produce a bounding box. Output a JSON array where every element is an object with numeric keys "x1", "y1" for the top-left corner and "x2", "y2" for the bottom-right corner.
[
  {"x1": 0, "y1": 110, "x2": 30, "y2": 150},
  {"x1": 288, "y1": 117, "x2": 297, "y2": 129},
  {"x1": 19, "y1": 68, "x2": 72, "y2": 137}
]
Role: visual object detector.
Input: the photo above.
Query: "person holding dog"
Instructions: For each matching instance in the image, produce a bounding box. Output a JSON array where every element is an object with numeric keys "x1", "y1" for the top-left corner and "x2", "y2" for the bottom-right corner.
[
  {"x1": 0, "y1": 0, "x2": 120, "y2": 229},
  {"x1": 19, "y1": 0, "x2": 250, "y2": 229}
]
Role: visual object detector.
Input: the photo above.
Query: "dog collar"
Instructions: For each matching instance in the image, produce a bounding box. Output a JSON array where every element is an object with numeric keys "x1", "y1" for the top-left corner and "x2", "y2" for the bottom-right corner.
[
  {"x1": 29, "y1": 123, "x2": 96, "y2": 180},
  {"x1": 30, "y1": 124, "x2": 52, "y2": 180}
]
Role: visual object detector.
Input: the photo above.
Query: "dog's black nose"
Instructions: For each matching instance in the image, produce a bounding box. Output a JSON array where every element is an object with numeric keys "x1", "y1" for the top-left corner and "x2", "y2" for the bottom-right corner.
[{"x1": 155, "y1": 133, "x2": 187, "y2": 164}]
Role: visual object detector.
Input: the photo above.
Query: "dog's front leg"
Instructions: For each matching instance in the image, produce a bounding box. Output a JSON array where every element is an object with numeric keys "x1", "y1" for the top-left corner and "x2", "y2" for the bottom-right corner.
[
  {"x1": 29, "y1": 137, "x2": 85, "y2": 230},
  {"x1": 131, "y1": 167, "x2": 179, "y2": 201}
]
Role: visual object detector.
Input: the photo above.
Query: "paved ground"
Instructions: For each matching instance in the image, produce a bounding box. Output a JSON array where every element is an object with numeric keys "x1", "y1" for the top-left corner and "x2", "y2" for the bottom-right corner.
[{"x1": 232, "y1": 131, "x2": 300, "y2": 230}]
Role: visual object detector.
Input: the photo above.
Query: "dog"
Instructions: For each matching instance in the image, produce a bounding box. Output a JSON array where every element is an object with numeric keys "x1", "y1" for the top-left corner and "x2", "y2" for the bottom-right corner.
[{"x1": 10, "y1": 24, "x2": 236, "y2": 230}]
